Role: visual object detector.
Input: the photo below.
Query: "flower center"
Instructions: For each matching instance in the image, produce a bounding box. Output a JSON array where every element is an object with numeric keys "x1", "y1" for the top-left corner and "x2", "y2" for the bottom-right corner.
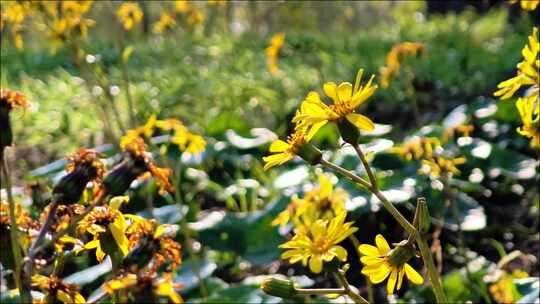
[{"x1": 311, "y1": 237, "x2": 331, "y2": 254}]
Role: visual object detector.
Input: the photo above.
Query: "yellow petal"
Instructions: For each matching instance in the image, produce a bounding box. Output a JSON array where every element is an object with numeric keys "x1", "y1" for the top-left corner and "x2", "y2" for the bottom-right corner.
[
  {"x1": 263, "y1": 152, "x2": 293, "y2": 170},
  {"x1": 397, "y1": 266, "x2": 405, "y2": 291},
  {"x1": 109, "y1": 221, "x2": 129, "y2": 256},
  {"x1": 387, "y1": 268, "x2": 398, "y2": 295},
  {"x1": 155, "y1": 282, "x2": 183, "y2": 304},
  {"x1": 404, "y1": 263, "x2": 424, "y2": 285},
  {"x1": 375, "y1": 234, "x2": 391, "y2": 255},
  {"x1": 323, "y1": 82, "x2": 338, "y2": 102},
  {"x1": 74, "y1": 293, "x2": 86, "y2": 304},
  {"x1": 358, "y1": 244, "x2": 380, "y2": 257},
  {"x1": 329, "y1": 246, "x2": 348, "y2": 261},
  {"x1": 368, "y1": 263, "x2": 392, "y2": 284},
  {"x1": 337, "y1": 82, "x2": 353, "y2": 102},
  {"x1": 346, "y1": 113, "x2": 375, "y2": 131},
  {"x1": 57, "y1": 290, "x2": 72, "y2": 304},
  {"x1": 83, "y1": 239, "x2": 100, "y2": 249},
  {"x1": 269, "y1": 140, "x2": 290, "y2": 153},
  {"x1": 309, "y1": 255, "x2": 323, "y2": 273},
  {"x1": 109, "y1": 196, "x2": 129, "y2": 210}
]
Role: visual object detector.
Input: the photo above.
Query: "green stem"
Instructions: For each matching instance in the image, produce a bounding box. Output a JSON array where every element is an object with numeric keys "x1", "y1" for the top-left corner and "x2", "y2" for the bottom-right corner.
[
  {"x1": 1, "y1": 152, "x2": 28, "y2": 302},
  {"x1": 334, "y1": 269, "x2": 370, "y2": 304},
  {"x1": 416, "y1": 234, "x2": 447, "y2": 303}
]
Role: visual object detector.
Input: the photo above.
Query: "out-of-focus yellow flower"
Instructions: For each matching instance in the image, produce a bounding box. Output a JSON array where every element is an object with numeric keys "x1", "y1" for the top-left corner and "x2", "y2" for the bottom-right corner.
[
  {"x1": 494, "y1": 27, "x2": 539, "y2": 100},
  {"x1": 153, "y1": 12, "x2": 177, "y2": 34},
  {"x1": 293, "y1": 69, "x2": 377, "y2": 138},
  {"x1": 31, "y1": 274, "x2": 85, "y2": 304},
  {"x1": 77, "y1": 198, "x2": 130, "y2": 262},
  {"x1": 0, "y1": 89, "x2": 28, "y2": 109},
  {"x1": 380, "y1": 42, "x2": 424, "y2": 88},
  {"x1": 103, "y1": 273, "x2": 183, "y2": 303},
  {"x1": 359, "y1": 235, "x2": 424, "y2": 294},
  {"x1": 489, "y1": 272, "x2": 517, "y2": 303},
  {"x1": 418, "y1": 156, "x2": 466, "y2": 178},
  {"x1": 516, "y1": 95, "x2": 540, "y2": 148},
  {"x1": 279, "y1": 211, "x2": 357, "y2": 273},
  {"x1": 442, "y1": 124, "x2": 474, "y2": 143},
  {"x1": 388, "y1": 137, "x2": 441, "y2": 161},
  {"x1": 510, "y1": 0, "x2": 540, "y2": 11},
  {"x1": 272, "y1": 173, "x2": 347, "y2": 228},
  {"x1": 263, "y1": 127, "x2": 317, "y2": 171},
  {"x1": 175, "y1": 0, "x2": 191, "y2": 13},
  {"x1": 1, "y1": 2, "x2": 27, "y2": 49},
  {"x1": 265, "y1": 32, "x2": 285, "y2": 75},
  {"x1": 117, "y1": 2, "x2": 143, "y2": 31},
  {"x1": 174, "y1": 1, "x2": 203, "y2": 26}
]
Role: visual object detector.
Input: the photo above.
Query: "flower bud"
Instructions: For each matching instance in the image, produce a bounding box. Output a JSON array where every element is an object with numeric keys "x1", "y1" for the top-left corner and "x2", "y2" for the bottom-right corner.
[
  {"x1": 102, "y1": 158, "x2": 146, "y2": 197},
  {"x1": 387, "y1": 240, "x2": 415, "y2": 267},
  {"x1": 0, "y1": 102, "x2": 13, "y2": 152},
  {"x1": 417, "y1": 197, "x2": 431, "y2": 233},
  {"x1": 296, "y1": 143, "x2": 322, "y2": 166},
  {"x1": 337, "y1": 118, "x2": 360, "y2": 145},
  {"x1": 261, "y1": 278, "x2": 297, "y2": 299}
]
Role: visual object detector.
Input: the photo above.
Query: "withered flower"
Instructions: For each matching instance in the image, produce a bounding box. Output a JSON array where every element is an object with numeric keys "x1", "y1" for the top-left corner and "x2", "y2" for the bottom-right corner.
[{"x1": 1, "y1": 89, "x2": 28, "y2": 153}]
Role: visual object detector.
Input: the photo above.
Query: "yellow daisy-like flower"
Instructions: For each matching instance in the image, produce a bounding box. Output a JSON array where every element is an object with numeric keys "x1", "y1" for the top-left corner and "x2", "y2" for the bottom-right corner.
[
  {"x1": 273, "y1": 173, "x2": 347, "y2": 228},
  {"x1": 266, "y1": 32, "x2": 285, "y2": 75},
  {"x1": 388, "y1": 137, "x2": 441, "y2": 161},
  {"x1": 153, "y1": 12, "x2": 177, "y2": 34},
  {"x1": 293, "y1": 69, "x2": 377, "y2": 138},
  {"x1": 31, "y1": 274, "x2": 85, "y2": 304},
  {"x1": 380, "y1": 42, "x2": 424, "y2": 88},
  {"x1": 103, "y1": 273, "x2": 183, "y2": 303},
  {"x1": 279, "y1": 211, "x2": 358, "y2": 273},
  {"x1": 516, "y1": 95, "x2": 540, "y2": 148},
  {"x1": 263, "y1": 127, "x2": 317, "y2": 171},
  {"x1": 117, "y1": 2, "x2": 143, "y2": 31},
  {"x1": 359, "y1": 234, "x2": 424, "y2": 294},
  {"x1": 494, "y1": 27, "x2": 539, "y2": 100},
  {"x1": 77, "y1": 197, "x2": 130, "y2": 262}
]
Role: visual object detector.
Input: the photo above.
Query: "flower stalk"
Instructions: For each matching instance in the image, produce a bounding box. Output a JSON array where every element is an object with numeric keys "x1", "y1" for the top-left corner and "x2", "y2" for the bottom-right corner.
[{"x1": 320, "y1": 143, "x2": 447, "y2": 303}]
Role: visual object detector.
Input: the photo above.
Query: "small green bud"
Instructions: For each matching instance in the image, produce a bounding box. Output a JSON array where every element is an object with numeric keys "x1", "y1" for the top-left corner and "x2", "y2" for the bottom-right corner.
[
  {"x1": 296, "y1": 143, "x2": 322, "y2": 166},
  {"x1": 387, "y1": 240, "x2": 415, "y2": 267},
  {"x1": 417, "y1": 197, "x2": 431, "y2": 233},
  {"x1": 338, "y1": 118, "x2": 360, "y2": 145},
  {"x1": 261, "y1": 278, "x2": 297, "y2": 299}
]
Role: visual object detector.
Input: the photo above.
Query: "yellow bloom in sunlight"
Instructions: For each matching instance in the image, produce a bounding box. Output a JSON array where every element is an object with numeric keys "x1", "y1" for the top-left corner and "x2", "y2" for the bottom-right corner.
[
  {"x1": 510, "y1": 0, "x2": 540, "y2": 11},
  {"x1": 77, "y1": 199, "x2": 130, "y2": 262},
  {"x1": 153, "y1": 12, "x2": 177, "y2": 34},
  {"x1": 495, "y1": 27, "x2": 539, "y2": 100},
  {"x1": 359, "y1": 235, "x2": 424, "y2": 294},
  {"x1": 117, "y1": 2, "x2": 143, "y2": 31},
  {"x1": 32, "y1": 275, "x2": 85, "y2": 304},
  {"x1": 103, "y1": 273, "x2": 183, "y2": 303},
  {"x1": 293, "y1": 69, "x2": 377, "y2": 138},
  {"x1": 263, "y1": 127, "x2": 316, "y2": 171},
  {"x1": 266, "y1": 32, "x2": 285, "y2": 75},
  {"x1": 516, "y1": 95, "x2": 540, "y2": 148},
  {"x1": 418, "y1": 155, "x2": 466, "y2": 178},
  {"x1": 279, "y1": 211, "x2": 358, "y2": 273}
]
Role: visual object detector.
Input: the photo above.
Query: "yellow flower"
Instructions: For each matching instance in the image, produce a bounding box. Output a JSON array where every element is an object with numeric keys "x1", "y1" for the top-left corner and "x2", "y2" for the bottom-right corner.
[
  {"x1": 103, "y1": 273, "x2": 183, "y2": 303},
  {"x1": 516, "y1": 95, "x2": 540, "y2": 148},
  {"x1": 388, "y1": 137, "x2": 441, "y2": 161},
  {"x1": 359, "y1": 234, "x2": 424, "y2": 294},
  {"x1": 510, "y1": 0, "x2": 540, "y2": 10},
  {"x1": 265, "y1": 32, "x2": 285, "y2": 75},
  {"x1": 380, "y1": 42, "x2": 424, "y2": 88},
  {"x1": 273, "y1": 173, "x2": 347, "y2": 228},
  {"x1": 279, "y1": 211, "x2": 358, "y2": 273},
  {"x1": 175, "y1": 0, "x2": 191, "y2": 13},
  {"x1": 263, "y1": 127, "x2": 316, "y2": 171},
  {"x1": 77, "y1": 199, "x2": 130, "y2": 262},
  {"x1": 31, "y1": 274, "x2": 85, "y2": 304},
  {"x1": 418, "y1": 156, "x2": 466, "y2": 178},
  {"x1": 494, "y1": 27, "x2": 539, "y2": 100},
  {"x1": 293, "y1": 69, "x2": 377, "y2": 138},
  {"x1": 442, "y1": 124, "x2": 474, "y2": 143},
  {"x1": 117, "y1": 2, "x2": 143, "y2": 31},
  {"x1": 153, "y1": 12, "x2": 177, "y2": 34}
]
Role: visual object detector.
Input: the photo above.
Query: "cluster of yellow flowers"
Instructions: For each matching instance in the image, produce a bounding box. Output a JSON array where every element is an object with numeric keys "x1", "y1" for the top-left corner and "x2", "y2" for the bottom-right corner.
[
  {"x1": 494, "y1": 27, "x2": 539, "y2": 148},
  {"x1": 263, "y1": 70, "x2": 432, "y2": 297},
  {"x1": 264, "y1": 68, "x2": 378, "y2": 170},
  {"x1": 153, "y1": 0, "x2": 204, "y2": 34},
  {"x1": 266, "y1": 32, "x2": 286, "y2": 75},
  {"x1": 121, "y1": 114, "x2": 206, "y2": 156},
  {"x1": 379, "y1": 42, "x2": 425, "y2": 88},
  {"x1": 389, "y1": 123, "x2": 472, "y2": 179}
]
